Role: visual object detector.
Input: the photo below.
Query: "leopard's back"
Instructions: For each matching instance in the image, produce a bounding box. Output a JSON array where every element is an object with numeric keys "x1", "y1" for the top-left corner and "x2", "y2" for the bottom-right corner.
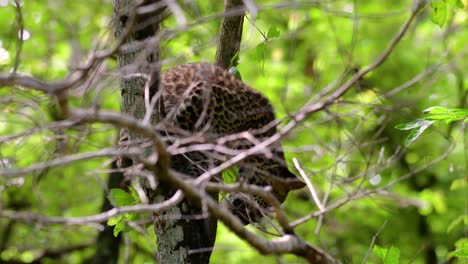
[{"x1": 161, "y1": 63, "x2": 275, "y2": 135}]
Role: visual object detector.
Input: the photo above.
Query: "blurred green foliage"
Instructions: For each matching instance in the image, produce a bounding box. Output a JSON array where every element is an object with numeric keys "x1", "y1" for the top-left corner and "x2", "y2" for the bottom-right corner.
[{"x1": 0, "y1": 0, "x2": 467, "y2": 263}]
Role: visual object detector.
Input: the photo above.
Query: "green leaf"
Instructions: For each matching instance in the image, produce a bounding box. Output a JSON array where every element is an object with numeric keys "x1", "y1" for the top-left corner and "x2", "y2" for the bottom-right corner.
[
  {"x1": 254, "y1": 42, "x2": 267, "y2": 61},
  {"x1": 395, "y1": 119, "x2": 430, "y2": 130},
  {"x1": 107, "y1": 215, "x2": 123, "y2": 226},
  {"x1": 267, "y1": 26, "x2": 280, "y2": 39},
  {"x1": 430, "y1": 0, "x2": 448, "y2": 27},
  {"x1": 449, "y1": 238, "x2": 468, "y2": 258},
  {"x1": 396, "y1": 119, "x2": 434, "y2": 146},
  {"x1": 422, "y1": 106, "x2": 468, "y2": 116},
  {"x1": 113, "y1": 221, "x2": 125, "y2": 237},
  {"x1": 128, "y1": 187, "x2": 141, "y2": 203},
  {"x1": 230, "y1": 52, "x2": 240, "y2": 67},
  {"x1": 374, "y1": 245, "x2": 387, "y2": 259},
  {"x1": 450, "y1": 248, "x2": 468, "y2": 258},
  {"x1": 423, "y1": 106, "x2": 468, "y2": 122},
  {"x1": 108, "y1": 188, "x2": 137, "y2": 207},
  {"x1": 447, "y1": 215, "x2": 468, "y2": 233},
  {"x1": 222, "y1": 166, "x2": 239, "y2": 184},
  {"x1": 107, "y1": 211, "x2": 138, "y2": 236},
  {"x1": 422, "y1": 106, "x2": 448, "y2": 114},
  {"x1": 229, "y1": 66, "x2": 243, "y2": 80},
  {"x1": 405, "y1": 121, "x2": 434, "y2": 144},
  {"x1": 424, "y1": 115, "x2": 453, "y2": 121},
  {"x1": 374, "y1": 245, "x2": 400, "y2": 264},
  {"x1": 419, "y1": 189, "x2": 447, "y2": 215},
  {"x1": 447, "y1": 0, "x2": 464, "y2": 8},
  {"x1": 452, "y1": 109, "x2": 468, "y2": 115},
  {"x1": 385, "y1": 247, "x2": 400, "y2": 264},
  {"x1": 450, "y1": 178, "x2": 466, "y2": 190}
]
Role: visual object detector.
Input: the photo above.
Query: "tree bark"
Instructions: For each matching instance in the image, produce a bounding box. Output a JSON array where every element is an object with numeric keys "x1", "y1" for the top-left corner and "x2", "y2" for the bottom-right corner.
[
  {"x1": 214, "y1": 0, "x2": 245, "y2": 69},
  {"x1": 113, "y1": 1, "x2": 217, "y2": 263}
]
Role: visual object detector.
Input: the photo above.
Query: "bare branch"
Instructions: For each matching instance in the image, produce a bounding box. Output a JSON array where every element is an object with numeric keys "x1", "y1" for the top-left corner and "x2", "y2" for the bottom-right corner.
[
  {"x1": 293, "y1": 158, "x2": 324, "y2": 212},
  {"x1": 0, "y1": 148, "x2": 139, "y2": 178},
  {"x1": 0, "y1": 191, "x2": 183, "y2": 225},
  {"x1": 361, "y1": 220, "x2": 388, "y2": 264}
]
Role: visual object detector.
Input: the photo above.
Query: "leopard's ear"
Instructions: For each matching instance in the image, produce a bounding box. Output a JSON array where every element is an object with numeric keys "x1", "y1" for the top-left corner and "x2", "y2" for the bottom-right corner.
[
  {"x1": 284, "y1": 177, "x2": 307, "y2": 190},
  {"x1": 281, "y1": 166, "x2": 306, "y2": 190}
]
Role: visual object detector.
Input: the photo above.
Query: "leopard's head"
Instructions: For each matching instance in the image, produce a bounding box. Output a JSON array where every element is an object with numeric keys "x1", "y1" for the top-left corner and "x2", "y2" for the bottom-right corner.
[{"x1": 225, "y1": 154, "x2": 305, "y2": 224}]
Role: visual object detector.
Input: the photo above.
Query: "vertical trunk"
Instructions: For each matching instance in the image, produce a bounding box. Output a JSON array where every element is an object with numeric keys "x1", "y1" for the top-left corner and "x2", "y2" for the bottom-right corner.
[
  {"x1": 113, "y1": 1, "x2": 217, "y2": 263},
  {"x1": 153, "y1": 167, "x2": 218, "y2": 264},
  {"x1": 215, "y1": 0, "x2": 245, "y2": 69}
]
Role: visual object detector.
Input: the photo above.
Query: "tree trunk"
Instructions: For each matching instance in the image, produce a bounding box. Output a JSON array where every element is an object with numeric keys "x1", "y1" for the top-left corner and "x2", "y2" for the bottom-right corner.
[
  {"x1": 215, "y1": 0, "x2": 245, "y2": 69},
  {"x1": 113, "y1": 1, "x2": 217, "y2": 263}
]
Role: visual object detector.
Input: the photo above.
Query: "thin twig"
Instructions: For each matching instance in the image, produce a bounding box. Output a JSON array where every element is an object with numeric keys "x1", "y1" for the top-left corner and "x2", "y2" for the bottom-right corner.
[
  {"x1": 361, "y1": 220, "x2": 387, "y2": 264},
  {"x1": 293, "y1": 158, "x2": 324, "y2": 212}
]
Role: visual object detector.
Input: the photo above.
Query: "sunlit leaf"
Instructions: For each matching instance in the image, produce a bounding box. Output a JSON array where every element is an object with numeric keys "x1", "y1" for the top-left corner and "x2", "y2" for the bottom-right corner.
[
  {"x1": 222, "y1": 166, "x2": 239, "y2": 184},
  {"x1": 449, "y1": 238, "x2": 468, "y2": 259},
  {"x1": 395, "y1": 119, "x2": 430, "y2": 130},
  {"x1": 229, "y1": 66, "x2": 243, "y2": 80},
  {"x1": 113, "y1": 222, "x2": 125, "y2": 237},
  {"x1": 447, "y1": 0, "x2": 465, "y2": 8},
  {"x1": 374, "y1": 245, "x2": 400, "y2": 264},
  {"x1": 423, "y1": 106, "x2": 468, "y2": 122},
  {"x1": 450, "y1": 248, "x2": 468, "y2": 258},
  {"x1": 374, "y1": 245, "x2": 386, "y2": 259},
  {"x1": 254, "y1": 42, "x2": 267, "y2": 61},
  {"x1": 267, "y1": 26, "x2": 280, "y2": 39},
  {"x1": 128, "y1": 186, "x2": 141, "y2": 203},
  {"x1": 385, "y1": 247, "x2": 400, "y2": 264},
  {"x1": 108, "y1": 188, "x2": 137, "y2": 207},
  {"x1": 419, "y1": 189, "x2": 447, "y2": 215},
  {"x1": 402, "y1": 120, "x2": 434, "y2": 145},
  {"x1": 230, "y1": 52, "x2": 239, "y2": 67},
  {"x1": 108, "y1": 215, "x2": 123, "y2": 226},
  {"x1": 447, "y1": 216, "x2": 468, "y2": 233},
  {"x1": 430, "y1": 0, "x2": 447, "y2": 27},
  {"x1": 423, "y1": 106, "x2": 450, "y2": 114},
  {"x1": 450, "y1": 178, "x2": 466, "y2": 190}
]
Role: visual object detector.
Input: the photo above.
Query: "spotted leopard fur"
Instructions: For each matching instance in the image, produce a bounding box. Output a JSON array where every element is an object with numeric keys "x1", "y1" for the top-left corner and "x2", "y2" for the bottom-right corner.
[{"x1": 161, "y1": 63, "x2": 305, "y2": 224}]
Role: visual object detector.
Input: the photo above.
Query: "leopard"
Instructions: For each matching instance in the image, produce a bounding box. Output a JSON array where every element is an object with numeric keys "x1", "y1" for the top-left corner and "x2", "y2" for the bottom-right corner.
[{"x1": 160, "y1": 62, "x2": 305, "y2": 224}]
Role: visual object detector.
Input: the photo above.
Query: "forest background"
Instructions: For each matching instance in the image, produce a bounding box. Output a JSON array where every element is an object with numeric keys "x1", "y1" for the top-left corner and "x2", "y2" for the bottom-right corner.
[{"x1": 0, "y1": 0, "x2": 467, "y2": 263}]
